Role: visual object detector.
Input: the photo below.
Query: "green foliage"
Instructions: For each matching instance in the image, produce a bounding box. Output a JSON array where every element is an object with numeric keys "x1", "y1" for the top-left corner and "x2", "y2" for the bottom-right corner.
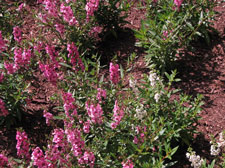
[
  {"x1": 135, "y1": 0, "x2": 218, "y2": 73},
  {"x1": 52, "y1": 59, "x2": 203, "y2": 167},
  {"x1": 0, "y1": 71, "x2": 31, "y2": 128},
  {"x1": 95, "y1": 0, "x2": 130, "y2": 39}
]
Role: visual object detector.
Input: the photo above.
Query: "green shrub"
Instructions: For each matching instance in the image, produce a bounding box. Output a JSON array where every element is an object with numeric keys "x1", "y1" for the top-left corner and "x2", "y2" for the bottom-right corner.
[{"x1": 135, "y1": 0, "x2": 218, "y2": 73}]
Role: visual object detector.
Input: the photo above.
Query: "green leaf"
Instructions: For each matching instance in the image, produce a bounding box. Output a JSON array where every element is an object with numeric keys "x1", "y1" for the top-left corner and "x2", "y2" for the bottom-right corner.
[
  {"x1": 120, "y1": 64, "x2": 124, "y2": 79},
  {"x1": 59, "y1": 62, "x2": 72, "y2": 68}
]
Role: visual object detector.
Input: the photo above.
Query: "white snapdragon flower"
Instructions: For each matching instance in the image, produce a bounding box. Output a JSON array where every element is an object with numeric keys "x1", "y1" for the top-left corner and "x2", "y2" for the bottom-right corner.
[
  {"x1": 129, "y1": 79, "x2": 136, "y2": 88},
  {"x1": 218, "y1": 132, "x2": 225, "y2": 148},
  {"x1": 154, "y1": 92, "x2": 161, "y2": 102},
  {"x1": 210, "y1": 144, "x2": 221, "y2": 156},
  {"x1": 186, "y1": 151, "x2": 204, "y2": 168},
  {"x1": 149, "y1": 72, "x2": 158, "y2": 87},
  {"x1": 134, "y1": 104, "x2": 147, "y2": 120},
  {"x1": 149, "y1": 71, "x2": 163, "y2": 88}
]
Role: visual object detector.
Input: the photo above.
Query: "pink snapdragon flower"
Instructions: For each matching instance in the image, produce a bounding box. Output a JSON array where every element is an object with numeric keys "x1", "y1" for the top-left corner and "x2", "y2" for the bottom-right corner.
[
  {"x1": 38, "y1": 12, "x2": 48, "y2": 23},
  {"x1": 85, "y1": 102, "x2": 103, "y2": 125},
  {"x1": 62, "y1": 92, "x2": 77, "y2": 120},
  {"x1": 52, "y1": 128, "x2": 66, "y2": 147},
  {"x1": 162, "y1": 31, "x2": 168, "y2": 40},
  {"x1": 111, "y1": 100, "x2": 124, "y2": 129},
  {"x1": 83, "y1": 120, "x2": 90, "y2": 133},
  {"x1": 37, "y1": 0, "x2": 44, "y2": 3},
  {"x1": 16, "y1": 130, "x2": 30, "y2": 160},
  {"x1": 174, "y1": 0, "x2": 183, "y2": 10},
  {"x1": 109, "y1": 62, "x2": 120, "y2": 84},
  {"x1": 34, "y1": 41, "x2": 44, "y2": 53},
  {"x1": 44, "y1": 129, "x2": 69, "y2": 167},
  {"x1": 65, "y1": 128, "x2": 85, "y2": 157},
  {"x1": 45, "y1": 45, "x2": 59, "y2": 68},
  {"x1": 67, "y1": 42, "x2": 84, "y2": 71},
  {"x1": 43, "y1": 110, "x2": 53, "y2": 126},
  {"x1": 78, "y1": 151, "x2": 95, "y2": 168},
  {"x1": 0, "y1": 154, "x2": 8, "y2": 167},
  {"x1": 85, "y1": 0, "x2": 100, "y2": 22},
  {"x1": 96, "y1": 88, "x2": 106, "y2": 103},
  {"x1": 13, "y1": 26, "x2": 22, "y2": 43},
  {"x1": 17, "y1": 3, "x2": 25, "y2": 11},
  {"x1": 0, "y1": 31, "x2": 6, "y2": 52},
  {"x1": 39, "y1": 62, "x2": 58, "y2": 85},
  {"x1": 45, "y1": 143, "x2": 69, "y2": 167},
  {"x1": 14, "y1": 48, "x2": 32, "y2": 68},
  {"x1": 60, "y1": 3, "x2": 78, "y2": 26},
  {"x1": 4, "y1": 62, "x2": 17, "y2": 74},
  {"x1": 89, "y1": 26, "x2": 101, "y2": 38},
  {"x1": 43, "y1": 0, "x2": 58, "y2": 17},
  {"x1": 122, "y1": 159, "x2": 134, "y2": 168},
  {"x1": 0, "y1": 99, "x2": 8, "y2": 117},
  {"x1": 31, "y1": 147, "x2": 47, "y2": 168},
  {"x1": 55, "y1": 23, "x2": 65, "y2": 36},
  {"x1": 133, "y1": 126, "x2": 146, "y2": 144}
]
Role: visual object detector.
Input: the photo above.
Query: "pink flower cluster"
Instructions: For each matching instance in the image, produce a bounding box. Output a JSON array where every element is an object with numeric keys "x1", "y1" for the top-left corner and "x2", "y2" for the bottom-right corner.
[
  {"x1": 17, "y1": 3, "x2": 24, "y2": 11},
  {"x1": 43, "y1": 110, "x2": 53, "y2": 126},
  {"x1": 13, "y1": 26, "x2": 22, "y2": 43},
  {"x1": 111, "y1": 100, "x2": 124, "y2": 129},
  {"x1": 44, "y1": 129, "x2": 69, "y2": 167},
  {"x1": 31, "y1": 129, "x2": 70, "y2": 168},
  {"x1": 55, "y1": 23, "x2": 65, "y2": 36},
  {"x1": 14, "y1": 48, "x2": 32, "y2": 68},
  {"x1": 122, "y1": 159, "x2": 134, "y2": 168},
  {"x1": 38, "y1": 12, "x2": 48, "y2": 23},
  {"x1": 0, "y1": 99, "x2": 8, "y2": 117},
  {"x1": 31, "y1": 147, "x2": 48, "y2": 168},
  {"x1": 133, "y1": 126, "x2": 146, "y2": 144},
  {"x1": 96, "y1": 88, "x2": 106, "y2": 103},
  {"x1": 16, "y1": 130, "x2": 30, "y2": 160},
  {"x1": 110, "y1": 62, "x2": 120, "y2": 85},
  {"x1": 52, "y1": 128, "x2": 66, "y2": 147},
  {"x1": 45, "y1": 45, "x2": 59, "y2": 68},
  {"x1": 60, "y1": 3, "x2": 78, "y2": 26},
  {"x1": 85, "y1": 102, "x2": 103, "y2": 125},
  {"x1": 89, "y1": 26, "x2": 101, "y2": 38},
  {"x1": 85, "y1": 0, "x2": 100, "y2": 21},
  {"x1": 4, "y1": 62, "x2": 17, "y2": 74},
  {"x1": 83, "y1": 120, "x2": 90, "y2": 133},
  {"x1": 0, "y1": 31, "x2": 6, "y2": 52},
  {"x1": 67, "y1": 42, "x2": 84, "y2": 71},
  {"x1": 0, "y1": 154, "x2": 8, "y2": 167},
  {"x1": 62, "y1": 92, "x2": 77, "y2": 120},
  {"x1": 162, "y1": 31, "x2": 168, "y2": 40},
  {"x1": 78, "y1": 151, "x2": 95, "y2": 168},
  {"x1": 65, "y1": 128, "x2": 85, "y2": 157},
  {"x1": 4, "y1": 47, "x2": 33, "y2": 74},
  {"x1": 43, "y1": 0, "x2": 58, "y2": 17},
  {"x1": 174, "y1": 0, "x2": 183, "y2": 10},
  {"x1": 45, "y1": 144, "x2": 69, "y2": 167},
  {"x1": 34, "y1": 41, "x2": 44, "y2": 53},
  {"x1": 39, "y1": 62, "x2": 58, "y2": 85}
]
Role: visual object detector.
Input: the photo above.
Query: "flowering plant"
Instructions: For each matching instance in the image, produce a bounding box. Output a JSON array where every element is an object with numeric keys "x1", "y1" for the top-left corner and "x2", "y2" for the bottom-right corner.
[
  {"x1": 0, "y1": 0, "x2": 211, "y2": 167},
  {"x1": 135, "y1": 0, "x2": 218, "y2": 73}
]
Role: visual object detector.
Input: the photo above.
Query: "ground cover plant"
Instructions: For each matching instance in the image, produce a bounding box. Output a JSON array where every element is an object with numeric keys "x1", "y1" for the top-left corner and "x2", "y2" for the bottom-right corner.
[{"x1": 0, "y1": 0, "x2": 225, "y2": 167}]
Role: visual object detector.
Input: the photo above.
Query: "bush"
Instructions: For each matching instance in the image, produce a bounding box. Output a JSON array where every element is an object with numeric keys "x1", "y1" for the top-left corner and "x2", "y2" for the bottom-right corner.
[{"x1": 135, "y1": 0, "x2": 218, "y2": 73}]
